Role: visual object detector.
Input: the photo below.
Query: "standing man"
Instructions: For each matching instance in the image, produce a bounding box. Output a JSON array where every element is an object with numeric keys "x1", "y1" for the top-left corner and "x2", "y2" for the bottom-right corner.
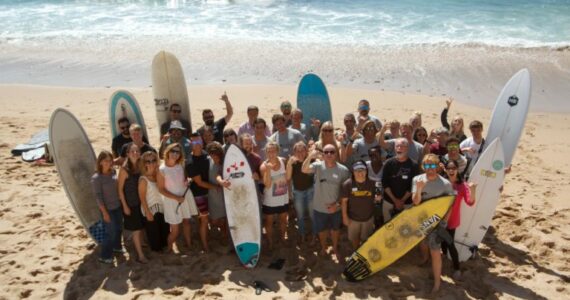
[
  {"x1": 379, "y1": 122, "x2": 425, "y2": 163},
  {"x1": 237, "y1": 105, "x2": 270, "y2": 137},
  {"x1": 302, "y1": 144, "x2": 350, "y2": 261},
  {"x1": 289, "y1": 108, "x2": 319, "y2": 142},
  {"x1": 160, "y1": 103, "x2": 192, "y2": 139},
  {"x1": 460, "y1": 120, "x2": 485, "y2": 177},
  {"x1": 118, "y1": 124, "x2": 156, "y2": 165},
  {"x1": 380, "y1": 138, "x2": 420, "y2": 223},
  {"x1": 197, "y1": 92, "x2": 233, "y2": 144},
  {"x1": 355, "y1": 99, "x2": 382, "y2": 130},
  {"x1": 253, "y1": 118, "x2": 270, "y2": 161},
  {"x1": 280, "y1": 100, "x2": 293, "y2": 128},
  {"x1": 112, "y1": 117, "x2": 131, "y2": 159},
  {"x1": 159, "y1": 120, "x2": 191, "y2": 159},
  {"x1": 270, "y1": 114, "x2": 305, "y2": 159},
  {"x1": 238, "y1": 133, "x2": 262, "y2": 183}
]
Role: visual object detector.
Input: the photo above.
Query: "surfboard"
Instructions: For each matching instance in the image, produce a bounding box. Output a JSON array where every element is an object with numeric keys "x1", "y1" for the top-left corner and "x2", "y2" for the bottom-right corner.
[
  {"x1": 49, "y1": 108, "x2": 105, "y2": 244},
  {"x1": 343, "y1": 195, "x2": 454, "y2": 281},
  {"x1": 223, "y1": 144, "x2": 261, "y2": 268},
  {"x1": 297, "y1": 73, "x2": 332, "y2": 127},
  {"x1": 151, "y1": 50, "x2": 192, "y2": 135},
  {"x1": 108, "y1": 90, "x2": 148, "y2": 140},
  {"x1": 454, "y1": 138, "x2": 505, "y2": 262},
  {"x1": 485, "y1": 68, "x2": 531, "y2": 167}
]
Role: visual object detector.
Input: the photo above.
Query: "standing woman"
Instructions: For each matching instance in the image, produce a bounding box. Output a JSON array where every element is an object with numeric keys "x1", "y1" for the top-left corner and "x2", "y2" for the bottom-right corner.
[
  {"x1": 413, "y1": 126, "x2": 429, "y2": 145},
  {"x1": 260, "y1": 141, "x2": 289, "y2": 250},
  {"x1": 205, "y1": 142, "x2": 228, "y2": 243},
  {"x1": 117, "y1": 143, "x2": 147, "y2": 263},
  {"x1": 138, "y1": 151, "x2": 170, "y2": 252},
  {"x1": 441, "y1": 98, "x2": 467, "y2": 142},
  {"x1": 91, "y1": 150, "x2": 123, "y2": 264},
  {"x1": 442, "y1": 159, "x2": 477, "y2": 279},
  {"x1": 286, "y1": 141, "x2": 315, "y2": 243},
  {"x1": 157, "y1": 143, "x2": 193, "y2": 252}
]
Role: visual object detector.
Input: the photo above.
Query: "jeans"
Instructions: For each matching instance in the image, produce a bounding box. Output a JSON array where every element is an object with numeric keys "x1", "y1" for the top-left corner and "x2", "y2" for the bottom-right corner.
[
  {"x1": 101, "y1": 208, "x2": 123, "y2": 260},
  {"x1": 292, "y1": 187, "x2": 314, "y2": 236}
]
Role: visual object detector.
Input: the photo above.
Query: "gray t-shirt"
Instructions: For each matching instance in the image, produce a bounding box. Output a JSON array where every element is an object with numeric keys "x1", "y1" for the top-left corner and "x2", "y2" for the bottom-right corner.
[
  {"x1": 254, "y1": 136, "x2": 269, "y2": 161},
  {"x1": 351, "y1": 138, "x2": 380, "y2": 163},
  {"x1": 386, "y1": 139, "x2": 424, "y2": 163},
  {"x1": 356, "y1": 114, "x2": 383, "y2": 131},
  {"x1": 270, "y1": 128, "x2": 306, "y2": 158},
  {"x1": 412, "y1": 174, "x2": 454, "y2": 201},
  {"x1": 310, "y1": 161, "x2": 350, "y2": 213}
]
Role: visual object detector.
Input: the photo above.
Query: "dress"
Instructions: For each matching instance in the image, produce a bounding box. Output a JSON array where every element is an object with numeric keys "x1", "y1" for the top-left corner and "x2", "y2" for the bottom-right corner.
[
  {"x1": 160, "y1": 163, "x2": 192, "y2": 225},
  {"x1": 207, "y1": 157, "x2": 226, "y2": 219}
]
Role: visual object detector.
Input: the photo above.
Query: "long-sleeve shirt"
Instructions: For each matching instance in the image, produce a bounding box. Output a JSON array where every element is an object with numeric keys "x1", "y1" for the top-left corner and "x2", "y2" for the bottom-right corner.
[{"x1": 91, "y1": 172, "x2": 121, "y2": 210}]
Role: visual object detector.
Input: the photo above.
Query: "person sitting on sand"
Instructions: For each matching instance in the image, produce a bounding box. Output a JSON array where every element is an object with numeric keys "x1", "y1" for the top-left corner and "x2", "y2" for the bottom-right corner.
[
  {"x1": 286, "y1": 141, "x2": 315, "y2": 244},
  {"x1": 197, "y1": 92, "x2": 233, "y2": 144},
  {"x1": 355, "y1": 99, "x2": 382, "y2": 130},
  {"x1": 160, "y1": 103, "x2": 191, "y2": 139},
  {"x1": 138, "y1": 151, "x2": 169, "y2": 252},
  {"x1": 159, "y1": 120, "x2": 191, "y2": 159},
  {"x1": 157, "y1": 143, "x2": 192, "y2": 253},
  {"x1": 91, "y1": 150, "x2": 123, "y2": 264},
  {"x1": 341, "y1": 160, "x2": 376, "y2": 251},
  {"x1": 412, "y1": 154, "x2": 454, "y2": 294},
  {"x1": 237, "y1": 105, "x2": 271, "y2": 137},
  {"x1": 441, "y1": 98, "x2": 467, "y2": 142},
  {"x1": 302, "y1": 144, "x2": 350, "y2": 261},
  {"x1": 379, "y1": 122, "x2": 425, "y2": 163},
  {"x1": 260, "y1": 141, "x2": 290, "y2": 250},
  {"x1": 270, "y1": 114, "x2": 305, "y2": 159},
  {"x1": 119, "y1": 124, "x2": 156, "y2": 165}
]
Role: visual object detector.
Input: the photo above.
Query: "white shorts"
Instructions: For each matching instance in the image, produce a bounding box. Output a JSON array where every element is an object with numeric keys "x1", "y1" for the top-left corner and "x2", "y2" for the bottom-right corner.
[{"x1": 163, "y1": 196, "x2": 192, "y2": 225}]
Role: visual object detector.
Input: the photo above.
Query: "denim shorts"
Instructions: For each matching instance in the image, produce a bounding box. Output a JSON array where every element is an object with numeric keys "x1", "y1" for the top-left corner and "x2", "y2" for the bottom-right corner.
[{"x1": 313, "y1": 210, "x2": 342, "y2": 233}]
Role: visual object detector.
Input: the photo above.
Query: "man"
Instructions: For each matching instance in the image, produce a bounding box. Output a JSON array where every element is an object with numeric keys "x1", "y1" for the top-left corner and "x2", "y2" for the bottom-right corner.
[
  {"x1": 280, "y1": 100, "x2": 293, "y2": 128},
  {"x1": 355, "y1": 99, "x2": 382, "y2": 130},
  {"x1": 197, "y1": 92, "x2": 233, "y2": 144},
  {"x1": 426, "y1": 127, "x2": 450, "y2": 157},
  {"x1": 441, "y1": 137, "x2": 468, "y2": 176},
  {"x1": 238, "y1": 133, "x2": 262, "y2": 182},
  {"x1": 302, "y1": 144, "x2": 350, "y2": 261},
  {"x1": 341, "y1": 161, "x2": 376, "y2": 250},
  {"x1": 381, "y1": 138, "x2": 420, "y2": 223},
  {"x1": 111, "y1": 117, "x2": 131, "y2": 159},
  {"x1": 118, "y1": 124, "x2": 156, "y2": 165},
  {"x1": 237, "y1": 105, "x2": 270, "y2": 137},
  {"x1": 343, "y1": 120, "x2": 381, "y2": 164},
  {"x1": 460, "y1": 120, "x2": 485, "y2": 176},
  {"x1": 253, "y1": 118, "x2": 270, "y2": 161},
  {"x1": 159, "y1": 120, "x2": 191, "y2": 159},
  {"x1": 270, "y1": 114, "x2": 305, "y2": 158},
  {"x1": 160, "y1": 103, "x2": 191, "y2": 138},
  {"x1": 289, "y1": 108, "x2": 319, "y2": 142},
  {"x1": 379, "y1": 122, "x2": 425, "y2": 163}
]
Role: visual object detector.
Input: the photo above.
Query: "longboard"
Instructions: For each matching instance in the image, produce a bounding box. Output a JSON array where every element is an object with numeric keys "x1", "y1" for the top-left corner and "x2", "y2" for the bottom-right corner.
[
  {"x1": 485, "y1": 68, "x2": 531, "y2": 167},
  {"x1": 343, "y1": 195, "x2": 454, "y2": 281},
  {"x1": 454, "y1": 138, "x2": 505, "y2": 262},
  {"x1": 108, "y1": 90, "x2": 148, "y2": 140},
  {"x1": 49, "y1": 108, "x2": 105, "y2": 244},
  {"x1": 223, "y1": 145, "x2": 261, "y2": 268},
  {"x1": 297, "y1": 73, "x2": 332, "y2": 127},
  {"x1": 151, "y1": 50, "x2": 191, "y2": 135}
]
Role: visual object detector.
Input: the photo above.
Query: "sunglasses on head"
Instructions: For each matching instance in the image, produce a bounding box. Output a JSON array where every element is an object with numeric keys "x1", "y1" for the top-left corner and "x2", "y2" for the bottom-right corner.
[
  {"x1": 423, "y1": 163, "x2": 437, "y2": 169},
  {"x1": 191, "y1": 140, "x2": 203, "y2": 145},
  {"x1": 145, "y1": 159, "x2": 157, "y2": 164}
]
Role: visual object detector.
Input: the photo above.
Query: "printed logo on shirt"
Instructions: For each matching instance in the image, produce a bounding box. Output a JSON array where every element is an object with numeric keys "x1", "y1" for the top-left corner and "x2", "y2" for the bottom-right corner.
[{"x1": 352, "y1": 190, "x2": 372, "y2": 197}]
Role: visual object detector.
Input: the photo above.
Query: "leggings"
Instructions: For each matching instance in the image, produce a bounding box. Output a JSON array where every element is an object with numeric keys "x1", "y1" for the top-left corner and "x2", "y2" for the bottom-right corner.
[{"x1": 441, "y1": 228, "x2": 460, "y2": 271}]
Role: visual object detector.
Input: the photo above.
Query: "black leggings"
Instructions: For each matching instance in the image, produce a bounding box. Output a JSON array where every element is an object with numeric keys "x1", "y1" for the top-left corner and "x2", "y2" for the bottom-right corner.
[
  {"x1": 441, "y1": 228, "x2": 460, "y2": 271},
  {"x1": 144, "y1": 212, "x2": 170, "y2": 251}
]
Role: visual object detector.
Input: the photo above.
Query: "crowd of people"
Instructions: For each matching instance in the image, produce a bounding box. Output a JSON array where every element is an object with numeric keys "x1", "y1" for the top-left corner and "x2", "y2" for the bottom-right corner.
[{"x1": 92, "y1": 95, "x2": 486, "y2": 292}]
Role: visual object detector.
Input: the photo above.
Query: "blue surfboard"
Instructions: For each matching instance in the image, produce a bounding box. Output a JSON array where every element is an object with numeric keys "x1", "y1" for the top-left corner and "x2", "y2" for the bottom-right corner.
[
  {"x1": 297, "y1": 73, "x2": 332, "y2": 127},
  {"x1": 108, "y1": 90, "x2": 148, "y2": 140}
]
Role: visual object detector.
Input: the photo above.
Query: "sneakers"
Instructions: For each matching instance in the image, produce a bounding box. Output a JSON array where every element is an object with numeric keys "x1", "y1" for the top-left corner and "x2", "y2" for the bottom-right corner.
[{"x1": 98, "y1": 257, "x2": 114, "y2": 264}]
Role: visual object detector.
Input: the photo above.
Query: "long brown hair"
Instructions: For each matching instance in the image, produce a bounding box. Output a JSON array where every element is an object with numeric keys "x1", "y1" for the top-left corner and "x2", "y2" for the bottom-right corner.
[
  {"x1": 139, "y1": 151, "x2": 159, "y2": 176},
  {"x1": 122, "y1": 143, "x2": 140, "y2": 175},
  {"x1": 95, "y1": 150, "x2": 113, "y2": 174}
]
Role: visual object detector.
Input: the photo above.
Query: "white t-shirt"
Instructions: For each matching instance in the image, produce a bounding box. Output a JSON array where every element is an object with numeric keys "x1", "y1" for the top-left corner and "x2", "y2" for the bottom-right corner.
[{"x1": 460, "y1": 137, "x2": 483, "y2": 174}]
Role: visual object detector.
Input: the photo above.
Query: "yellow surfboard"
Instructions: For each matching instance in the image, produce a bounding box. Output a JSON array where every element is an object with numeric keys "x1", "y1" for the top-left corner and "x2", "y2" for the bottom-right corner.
[{"x1": 343, "y1": 195, "x2": 454, "y2": 281}]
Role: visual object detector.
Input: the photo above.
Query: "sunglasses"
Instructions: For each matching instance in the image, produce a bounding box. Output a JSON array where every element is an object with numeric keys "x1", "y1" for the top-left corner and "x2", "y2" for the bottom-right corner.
[
  {"x1": 171, "y1": 109, "x2": 181, "y2": 113},
  {"x1": 423, "y1": 163, "x2": 438, "y2": 169},
  {"x1": 447, "y1": 144, "x2": 459, "y2": 150},
  {"x1": 363, "y1": 127, "x2": 376, "y2": 132},
  {"x1": 359, "y1": 105, "x2": 369, "y2": 110},
  {"x1": 191, "y1": 140, "x2": 203, "y2": 145},
  {"x1": 170, "y1": 150, "x2": 181, "y2": 155},
  {"x1": 145, "y1": 159, "x2": 157, "y2": 164},
  {"x1": 323, "y1": 150, "x2": 336, "y2": 155}
]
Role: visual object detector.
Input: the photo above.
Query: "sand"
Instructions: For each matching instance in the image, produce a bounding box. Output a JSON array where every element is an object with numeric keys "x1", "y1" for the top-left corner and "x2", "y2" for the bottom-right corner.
[{"x1": 0, "y1": 84, "x2": 569, "y2": 299}]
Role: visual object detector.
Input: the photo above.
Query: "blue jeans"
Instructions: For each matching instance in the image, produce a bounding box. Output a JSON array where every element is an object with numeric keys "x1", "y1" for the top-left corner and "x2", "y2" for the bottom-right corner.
[
  {"x1": 101, "y1": 208, "x2": 123, "y2": 260},
  {"x1": 292, "y1": 187, "x2": 314, "y2": 236}
]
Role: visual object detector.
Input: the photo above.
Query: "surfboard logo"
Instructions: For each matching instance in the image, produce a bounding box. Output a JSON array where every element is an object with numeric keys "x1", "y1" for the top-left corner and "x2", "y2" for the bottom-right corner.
[
  {"x1": 507, "y1": 95, "x2": 519, "y2": 107},
  {"x1": 230, "y1": 172, "x2": 245, "y2": 179},
  {"x1": 480, "y1": 169, "x2": 496, "y2": 178},
  {"x1": 492, "y1": 160, "x2": 504, "y2": 171},
  {"x1": 227, "y1": 161, "x2": 245, "y2": 173},
  {"x1": 419, "y1": 214, "x2": 441, "y2": 235},
  {"x1": 154, "y1": 98, "x2": 169, "y2": 108}
]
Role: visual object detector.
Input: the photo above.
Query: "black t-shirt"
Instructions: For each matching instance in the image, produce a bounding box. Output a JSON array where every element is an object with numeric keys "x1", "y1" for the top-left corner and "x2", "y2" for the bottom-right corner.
[
  {"x1": 341, "y1": 178, "x2": 375, "y2": 221},
  {"x1": 381, "y1": 157, "x2": 420, "y2": 204},
  {"x1": 292, "y1": 161, "x2": 314, "y2": 191},
  {"x1": 185, "y1": 153, "x2": 210, "y2": 197},
  {"x1": 119, "y1": 142, "x2": 156, "y2": 158},
  {"x1": 198, "y1": 118, "x2": 227, "y2": 144},
  {"x1": 112, "y1": 134, "x2": 150, "y2": 157}
]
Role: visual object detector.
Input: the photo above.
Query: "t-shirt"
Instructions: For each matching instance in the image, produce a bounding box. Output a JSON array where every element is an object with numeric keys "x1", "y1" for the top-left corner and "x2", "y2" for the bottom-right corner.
[
  {"x1": 351, "y1": 138, "x2": 380, "y2": 163},
  {"x1": 442, "y1": 154, "x2": 468, "y2": 176},
  {"x1": 160, "y1": 118, "x2": 192, "y2": 136},
  {"x1": 291, "y1": 161, "x2": 314, "y2": 191},
  {"x1": 429, "y1": 142, "x2": 447, "y2": 157},
  {"x1": 246, "y1": 151, "x2": 262, "y2": 178},
  {"x1": 381, "y1": 157, "x2": 420, "y2": 204},
  {"x1": 112, "y1": 134, "x2": 150, "y2": 157},
  {"x1": 198, "y1": 117, "x2": 227, "y2": 144},
  {"x1": 356, "y1": 114, "x2": 383, "y2": 131},
  {"x1": 309, "y1": 161, "x2": 350, "y2": 213},
  {"x1": 254, "y1": 136, "x2": 269, "y2": 161},
  {"x1": 447, "y1": 182, "x2": 473, "y2": 229},
  {"x1": 459, "y1": 137, "x2": 484, "y2": 174},
  {"x1": 385, "y1": 139, "x2": 424, "y2": 163},
  {"x1": 289, "y1": 123, "x2": 319, "y2": 142},
  {"x1": 238, "y1": 121, "x2": 271, "y2": 137},
  {"x1": 120, "y1": 142, "x2": 157, "y2": 158},
  {"x1": 270, "y1": 128, "x2": 306, "y2": 158},
  {"x1": 185, "y1": 153, "x2": 210, "y2": 197},
  {"x1": 412, "y1": 174, "x2": 454, "y2": 201},
  {"x1": 341, "y1": 179, "x2": 376, "y2": 221}
]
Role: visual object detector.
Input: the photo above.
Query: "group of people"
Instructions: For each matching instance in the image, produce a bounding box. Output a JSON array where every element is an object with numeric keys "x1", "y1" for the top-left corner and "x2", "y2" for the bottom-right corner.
[{"x1": 92, "y1": 94, "x2": 486, "y2": 292}]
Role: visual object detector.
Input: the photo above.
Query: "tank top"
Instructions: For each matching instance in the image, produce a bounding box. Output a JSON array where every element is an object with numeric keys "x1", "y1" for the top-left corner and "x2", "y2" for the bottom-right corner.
[
  {"x1": 123, "y1": 171, "x2": 141, "y2": 207},
  {"x1": 140, "y1": 176, "x2": 163, "y2": 216},
  {"x1": 263, "y1": 158, "x2": 289, "y2": 207},
  {"x1": 159, "y1": 163, "x2": 186, "y2": 197}
]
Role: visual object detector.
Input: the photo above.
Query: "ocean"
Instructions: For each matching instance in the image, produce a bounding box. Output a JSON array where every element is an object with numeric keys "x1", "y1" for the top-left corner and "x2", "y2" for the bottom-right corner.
[{"x1": 1, "y1": 0, "x2": 569, "y2": 110}]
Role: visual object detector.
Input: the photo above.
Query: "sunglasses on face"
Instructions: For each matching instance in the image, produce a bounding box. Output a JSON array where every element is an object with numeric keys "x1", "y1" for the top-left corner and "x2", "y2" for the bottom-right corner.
[
  {"x1": 323, "y1": 150, "x2": 336, "y2": 155},
  {"x1": 446, "y1": 166, "x2": 457, "y2": 171},
  {"x1": 170, "y1": 150, "x2": 181, "y2": 155},
  {"x1": 363, "y1": 127, "x2": 375, "y2": 132},
  {"x1": 191, "y1": 140, "x2": 203, "y2": 145},
  {"x1": 145, "y1": 159, "x2": 157, "y2": 164},
  {"x1": 447, "y1": 144, "x2": 459, "y2": 150},
  {"x1": 423, "y1": 163, "x2": 438, "y2": 169}
]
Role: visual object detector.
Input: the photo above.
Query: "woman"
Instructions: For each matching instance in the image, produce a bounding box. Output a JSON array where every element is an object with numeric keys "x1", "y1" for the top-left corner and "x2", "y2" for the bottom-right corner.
[
  {"x1": 91, "y1": 150, "x2": 123, "y2": 264},
  {"x1": 260, "y1": 141, "x2": 289, "y2": 250},
  {"x1": 157, "y1": 143, "x2": 193, "y2": 253},
  {"x1": 315, "y1": 121, "x2": 341, "y2": 162},
  {"x1": 413, "y1": 126, "x2": 429, "y2": 145},
  {"x1": 442, "y1": 159, "x2": 477, "y2": 279},
  {"x1": 206, "y1": 142, "x2": 228, "y2": 243},
  {"x1": 441, "y1": 98, "x2": 467, "y2": 142},
  {"x1": 138, "y1": 151, "x2": 169, "y2": 252},
  {"x1": 117, "y1": 143, "x2": 147, "y2": 263},
  {"x1": 222, "y1": 128, "x2": 238, "y2": 152},
  {"x1": 201, "y1": 125, "x2": 215, "y2": 146},
  {"x1": 410, "y1": 111, "x2": 422, "y2": 132},
  {"x1": 286, "y1": 141, "x2": 315, "y2": 243}
]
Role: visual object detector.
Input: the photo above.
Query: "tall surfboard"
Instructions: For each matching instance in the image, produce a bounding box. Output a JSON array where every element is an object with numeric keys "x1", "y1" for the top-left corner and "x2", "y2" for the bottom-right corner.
[
  {"x1": 343, "y1": 195, "x2": 454, "y2": 281},
  {"x1": 485, "y1": 68, "x2": 531, "y2": 167},
  {"x1": 49, "y1": 109, "x2": 105, "y2": 244},
  {"x1": 454, "y1": 138, "x2": 505, "y2": 262},
  {"x1": 297, "y1": 73, "x2": 332, "y2": 127},
  {"x1": 223, "y1": 145, "x2": 261, "y2": 268},
  {"x1": 151, "y1": 51, "x2": 192, "y2": 135},
  {"x1": 108, "y1": 90, "x2": 148, "y2": 140}
]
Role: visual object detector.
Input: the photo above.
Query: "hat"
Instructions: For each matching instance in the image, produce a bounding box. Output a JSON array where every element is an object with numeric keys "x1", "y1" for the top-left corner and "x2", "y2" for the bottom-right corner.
[
  {"x1": 168, "y1": 120, "x2": 186, "y2": 131},
  {"x1": 352, "y1": 161, "x2": 367, "y2": 171}
]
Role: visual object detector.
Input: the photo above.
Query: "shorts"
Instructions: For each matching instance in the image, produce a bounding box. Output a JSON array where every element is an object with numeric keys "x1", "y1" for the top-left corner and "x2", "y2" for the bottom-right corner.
[
  {"x1": 313, "y1": 210, "x2": 342, "y2": 233},
  {"x1": 348, "y1": 217, "x2": 375, "y2": 242},
  {"x1": 262, "y1": 204, "x2": 289, "y2": 215},
  {"x1": 427, "y1": 220, "x2": 449, "y2": 250},
  {"x1": 194, "y1": 195, "x2": 209, "y2": 216},
  {"x1": 123, "y1": 205, "x2": 145, "y2": 231}
]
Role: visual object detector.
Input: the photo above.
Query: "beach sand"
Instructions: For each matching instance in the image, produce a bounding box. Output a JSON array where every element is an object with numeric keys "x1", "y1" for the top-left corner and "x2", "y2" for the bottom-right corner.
[{"x1": 0, "y1": 84, "x2": 569, "y2": 299}]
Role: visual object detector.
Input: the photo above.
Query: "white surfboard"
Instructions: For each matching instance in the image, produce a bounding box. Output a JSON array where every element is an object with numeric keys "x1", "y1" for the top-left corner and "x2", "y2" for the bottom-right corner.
[
  {"x1": 223, "y1": 145, "x2": 261, "y2": 268},
  {"x1": 454, "y1": 138, "x2": 505, "y2": 262},
  {"x1": 49, "y1": 109, "x2": 105, "y2": 244},
  {"x1": 485, "y1": 68, "x2": 531, "y2": 167},
  {"x1": 151, "y1": 50, "x2": 192, "y2": 135},
  {"x1": 108, "y1": 90, "x2": 148, "y2": 140}
]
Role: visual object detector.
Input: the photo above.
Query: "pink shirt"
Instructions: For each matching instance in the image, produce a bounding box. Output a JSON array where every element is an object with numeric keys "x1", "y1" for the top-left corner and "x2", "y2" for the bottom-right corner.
[{"x1": 447, "y1": 182, "x2": 474, "y2": 229}]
